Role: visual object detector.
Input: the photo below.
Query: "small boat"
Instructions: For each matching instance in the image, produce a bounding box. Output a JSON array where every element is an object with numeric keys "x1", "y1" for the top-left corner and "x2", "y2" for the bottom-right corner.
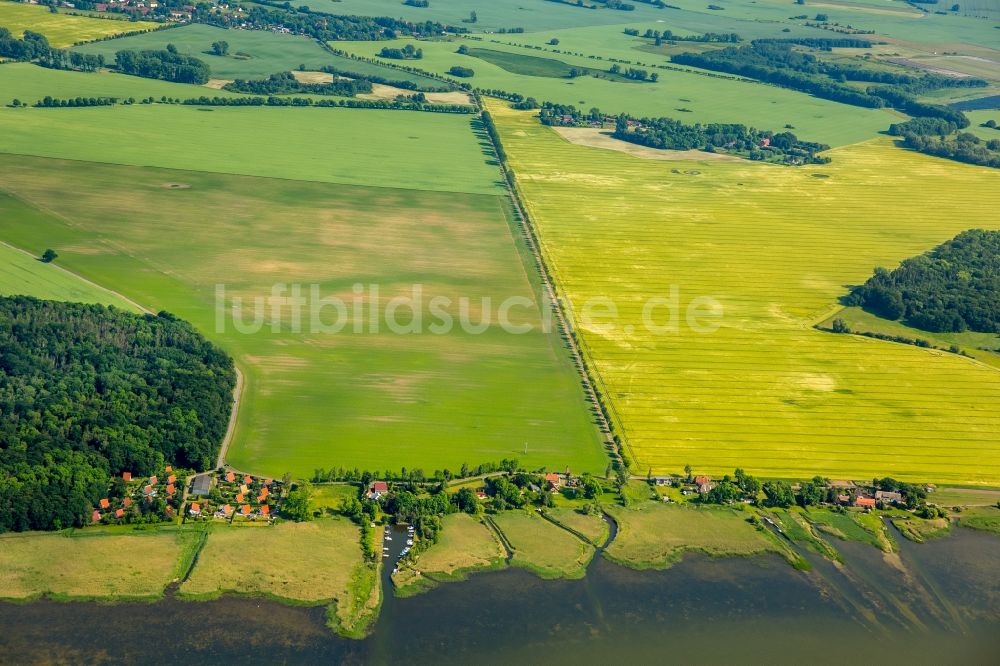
[
  {"x1": 384, "y1": 536, "x2": 392, "y2": 541},
  {"x1": 406, "y1": 539, "x2": 414, "y2": 546}
]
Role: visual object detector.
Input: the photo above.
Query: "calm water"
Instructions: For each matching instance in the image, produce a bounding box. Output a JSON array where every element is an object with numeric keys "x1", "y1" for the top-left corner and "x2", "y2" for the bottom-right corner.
[{"x1": 1, "y1": 526, "x2": 998, "y2": 665}]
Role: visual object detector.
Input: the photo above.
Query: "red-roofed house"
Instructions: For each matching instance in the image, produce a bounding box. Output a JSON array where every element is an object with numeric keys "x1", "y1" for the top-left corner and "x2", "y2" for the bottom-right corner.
[
  {"x1": 760, "y1": 137, "x2": 771, "y2": 147},
  {"x1": 149, "y1": 476, "x2": 158, "y2": 486},
  {"x1": 259, "y1": 487, "x2": 269, "y2": 499},
  {"x1": 167, "y1": 475, "x2": 176, "y2": 484},
  {"x1": 544, "y1": 473, "x2": 562, "y2": 491},
  {"x1": 222, "y1": 504, "x2": 233, "y2": 515},
  {"x1": 264, "y1": 479, "x2": 272, "y2": 486},
  {"x1": 143, "y1": 485, "x2": 155, "y2": 497},
  {"x1": 260, "y1": 504, "x2": 270, "y2": 515},
  {"x1": 92, "y1": 510, "x2": 102, "y2": 523},
  {"x1": 837, "y1": 494, "x2": 850, "y2": 505},
  {"x1": 476, "y1": 490, "x2": 488, "y2": 500},
  {"x1": 855, "y1": 497, "x2": 876, "y2": 509},
  {"x1": 235, "y1": 493, "x2": 244, "y2": 503},
  {"x1": 189, "y1": 502, "x2": 201, "y2": 515},
  {"x1": 244, "y1": 475, "x2": 252, "y2": 486},
  {"x1": 241, "y1": 504, "x2": 251, "y2": 516},
  {"x1": 115, "y1": 509, "x2": 124, "y2": 519},
  {"x1": 165, "y1": 466, "x2": 173, "y2": 473},
  {"x1": 99, "y1": 498, "x2": 110, "y2": 509},
  {"x1": 225, "y1": 471, "x2": 236, "y2": 483},
  {"x1": 122, "y1": 472, "x2": 132, "y2": 482},
  {"x1": 166, "y1": 484, "x2": 176, "y2": 495},
  {"x1": 693, "y1": 475, "x2": 712, "y2": 487},
  {"x1": 368, "y1": 481, "x2": 389, "y2": 500},
  {"x1": 123, "y1": 497, "x2": 133, "y2": 508}
]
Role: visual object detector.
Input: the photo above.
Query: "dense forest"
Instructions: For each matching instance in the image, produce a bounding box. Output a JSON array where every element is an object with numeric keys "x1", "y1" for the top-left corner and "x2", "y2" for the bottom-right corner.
[
  {"x1": 224, "y1": 71, "x2": 372, "y2": 96},
  {"x1": 0, "y1": 297, "x2": 236, "y2": 532},
  {"x1": 846, "y1": 229, "x2": 1000, "y2": 333},
  {"x1": 115, "y1": 47, "x2": 210, "y2": 84}
]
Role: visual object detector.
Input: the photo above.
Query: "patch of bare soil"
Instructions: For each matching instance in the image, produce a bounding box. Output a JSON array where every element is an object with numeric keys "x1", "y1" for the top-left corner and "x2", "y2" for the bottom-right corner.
[{"x1": 553, "y1": 127, "x2": 742, "y2": 162}]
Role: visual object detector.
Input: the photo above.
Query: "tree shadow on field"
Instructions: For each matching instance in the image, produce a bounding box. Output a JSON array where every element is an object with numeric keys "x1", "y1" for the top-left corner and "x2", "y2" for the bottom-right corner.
[{"x1": 469, "y1": 116, "x2": 503, "y2": 171}]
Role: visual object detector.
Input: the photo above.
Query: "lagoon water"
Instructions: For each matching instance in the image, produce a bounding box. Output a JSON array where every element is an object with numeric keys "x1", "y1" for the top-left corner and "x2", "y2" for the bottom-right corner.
[{"x1": 2, "y1": 526, "x2": 998, "y2": 665}]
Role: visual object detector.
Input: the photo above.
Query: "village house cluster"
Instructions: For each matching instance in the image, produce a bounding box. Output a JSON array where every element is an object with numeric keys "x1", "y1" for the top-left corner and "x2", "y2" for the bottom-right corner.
[
  {"x1": 91, "y1": 465, "x2": 184, "y2": 525},
  {"x1": 183, "y1": 469, "x2": 285, "y2": 523}
]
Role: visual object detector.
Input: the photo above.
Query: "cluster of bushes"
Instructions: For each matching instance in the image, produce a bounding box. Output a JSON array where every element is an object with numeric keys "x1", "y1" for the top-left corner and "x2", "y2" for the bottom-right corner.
[
  {"x1": 536, "y1": 102, "x2": 829, "y2": 164},
  {"x1": 846, "y1": 229, "x2": 1000, "y2": 333},
  {"x1": 901, "y1": 131, "x2": 1000, "y2": 168},
  {"x1": 311, "y1": 459, "x2": 522, "y2": 485},
  {"x1": 0, "y1": 297, "x2": 235, "y2": 532},
  {"x1": 115, "y1": 46, "x2": 210, "y2": 84},
  {"x1": 608, "y1": 63, "x2": 658, "y2": 81},
  {"x1": 828, "y1": 319, "x2": 973, "y2": 357},
  {"x1": 626, "y1": 27, "x2": 741, "y2": 43},
  {"x1": 377, "y1": 44, "x2": 422, "y2": 60},
  {"x1": 448, "y1": 65, "x2": 475, "y2": 77},
  {"x1": 224, "y1": 71, "x2": 373, "y2": 96}
]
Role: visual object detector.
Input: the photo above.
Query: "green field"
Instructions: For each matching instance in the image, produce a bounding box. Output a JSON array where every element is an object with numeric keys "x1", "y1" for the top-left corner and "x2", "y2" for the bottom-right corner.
[
  {"x1": 0, "y1": 1, "x2": 160, "y2": 48},
  {"x1": 0, "y1": 153, "x2": 607, "y2": 477},
  {"x1": 821, "y1": 306, "x2": 1000, "y2": 370},
  {"x1": 0, "y1": 95, "x2": 499, "y2": 196},
  {"x1": 604, "y1": 503, "x2": 777, "y2": 569},
  {"x1": 0, "y1": 220, "x2": 137, "y2": 309},
  {"x1": 0, "y1": 527, "x2": 200, "y2": 600},
  {"x1": 179, "y1": 520, "x2": 365, "y2": 603},
  {"x1": 72, "y1": 23, "x2": 445, "y2": 86},
  {"x1": 545, "y1": 506, "x2": 609, "y2": 546},
  {"x1": 490, "y1": 100, "x2": 1000, "y2": 485},
  {"x1": 340, "y1": 38, "x2": 895, "y2": 147},
  {"x1": 0, "y1": 62, "x2": 246, "y2": 108},
  {"x1": 492, "y1": 510, "x2": 595, "y2": 578}
]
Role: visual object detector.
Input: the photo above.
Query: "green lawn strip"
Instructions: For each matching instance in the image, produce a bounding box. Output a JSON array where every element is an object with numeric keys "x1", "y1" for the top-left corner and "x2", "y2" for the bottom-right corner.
[
  {"x1": 603, "y1": 503, "x2": 779, "y2": 570},
  {"x1": 958, "y1": 507, "x2": 1000, "y2": 536},
  {"x1": 543, "y1": 506, "x2": 609, "y2": 546},
  {"x1": 491, "y1": 510, "x2": 595, "y2": 579}
]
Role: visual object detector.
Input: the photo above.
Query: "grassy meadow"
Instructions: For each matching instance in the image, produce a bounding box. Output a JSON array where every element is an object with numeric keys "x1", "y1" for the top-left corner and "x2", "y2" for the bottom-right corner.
[
  {"x1": 492, "y1": 510, "x2": 595, "y2": 579},
  {"x1": 0, "y1": 2, "x2": 159, "y2": 48},
  {"x1": 0, "y1": 154, "x2": 607, "y2": 477},
  {"x1": 394, "y1": 513, "x2": 506, "y2": 595},
  {"x1": 179, "y1": 520, "x2": 365, "y2": 603},
  {"x1": 544, "y1": 506, "x2": 608, "y2": 546},
  {"x1": 340, "y1": 37, "x2": 893, "y2": 147},
  {"x1": 489, "y1": 100, "x2": 1000, "y2": 485},
  {"x1": 0, "y1": 528, "x2": 200, "y2": 600},
  {"x1": 604, "y1": 503, "x2": 778, "y2": 570}
]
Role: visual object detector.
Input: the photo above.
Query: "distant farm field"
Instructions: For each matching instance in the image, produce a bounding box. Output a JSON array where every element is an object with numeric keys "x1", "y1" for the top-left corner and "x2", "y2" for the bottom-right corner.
[
  {"x1": 340, "y1": 38, "x2": 894, "y2": 147},
  {"x1": 489, "y1": 100, "x2": 1000, "y2": 485},
  {"x1": 0, "y1": 2, "x2": 159, "y2": 48},
  {"x1": 0, "y1": 95, "x2": 499, "y2": 196},
  {"x1": 0, "y1": 153, "x2": 607, "y2": 477},
  {"x1": 72, "y1": 23, "x2": 445, "y2": 86},
  {"x1": 0, "y1": 207, "x2": 136, "y2": 310}
]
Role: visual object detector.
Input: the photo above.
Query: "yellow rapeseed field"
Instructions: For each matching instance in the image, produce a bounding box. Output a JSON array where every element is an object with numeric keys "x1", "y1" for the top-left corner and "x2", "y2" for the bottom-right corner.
[{"x1": 489, "y1": 100, "x2": 1000, "y2": 485}]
